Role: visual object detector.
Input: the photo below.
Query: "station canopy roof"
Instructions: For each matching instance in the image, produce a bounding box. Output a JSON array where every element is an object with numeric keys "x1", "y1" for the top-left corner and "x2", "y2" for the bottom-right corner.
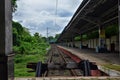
[{"x1": 57, "y1": 0, "x2": 118, "y2": 42}]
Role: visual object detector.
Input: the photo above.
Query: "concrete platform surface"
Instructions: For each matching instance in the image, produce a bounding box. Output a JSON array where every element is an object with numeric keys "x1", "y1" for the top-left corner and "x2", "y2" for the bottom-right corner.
[
  {"x1": 58, "y1": 46, "x2": 120, "y2": 65},
  {"x1": 58, "y1": 46, "x2": 120, "y2": 76}
]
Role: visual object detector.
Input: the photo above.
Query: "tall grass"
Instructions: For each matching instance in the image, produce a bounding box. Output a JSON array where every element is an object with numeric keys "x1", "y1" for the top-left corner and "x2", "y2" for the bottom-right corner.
[{"x1": 14, "y1": 53, "x2": 47, "y2": 77}]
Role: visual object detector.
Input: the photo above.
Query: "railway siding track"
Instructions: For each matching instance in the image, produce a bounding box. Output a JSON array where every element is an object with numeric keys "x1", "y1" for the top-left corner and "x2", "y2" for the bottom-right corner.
[{"x1": 27, "y1": 44, "x2": 109, "y2": 77}]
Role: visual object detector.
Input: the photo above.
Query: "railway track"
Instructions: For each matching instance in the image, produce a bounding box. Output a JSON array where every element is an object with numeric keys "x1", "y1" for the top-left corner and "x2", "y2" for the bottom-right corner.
[
  {"x1": 27, "y1": 44, "x2": 108, "y2": 77},
  {"x1": 45, "y1": 45, "x2": 82, "y2": 77}
]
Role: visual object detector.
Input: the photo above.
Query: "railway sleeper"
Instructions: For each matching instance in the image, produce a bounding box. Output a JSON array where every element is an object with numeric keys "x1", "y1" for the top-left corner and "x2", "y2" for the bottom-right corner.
[
  {"x1": 66, "y1": 62, "x2": 78, "y2": 69},
  {"x1": 48, "y1": 62, "x2": 66, "y2": 69}
]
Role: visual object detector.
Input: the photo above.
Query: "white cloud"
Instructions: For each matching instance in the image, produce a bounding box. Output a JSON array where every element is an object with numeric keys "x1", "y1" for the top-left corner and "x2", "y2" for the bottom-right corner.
[{"x1": 13, "y1": 0, "x2": 83, "y2": 37}]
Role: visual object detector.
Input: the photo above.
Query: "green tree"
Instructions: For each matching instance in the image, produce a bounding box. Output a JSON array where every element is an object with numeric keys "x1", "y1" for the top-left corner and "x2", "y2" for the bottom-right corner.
[
  {"x1": 33, "y1": 32, "x2": 42, "y2": 43},
  {"x1": 22, "y1": 27, "x2": 32, "y2": 42},
  {"x1": 48, "y1": 36, "x2": 54, "y2": 41},
  {"x1": 12, "y1": 21, "x2": 23, "y2": 46},
  {"x1": 41, "y1": 37, "x2": 47, "y2": 42},
  {"x1": 105, "y1": 24, "x2": 119, "y2": 38},
  {"x1": 55, "y1": 34, "x2": 60, "y2": 39},
  {"x1": 12, "y1": 0, "x2": 17, "y2": 12}
]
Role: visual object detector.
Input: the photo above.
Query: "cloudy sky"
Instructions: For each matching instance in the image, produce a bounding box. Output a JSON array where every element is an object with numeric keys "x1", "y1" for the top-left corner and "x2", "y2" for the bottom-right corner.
[{"x1": 13, "y1": 0, "x2": 83, "y2": 37}]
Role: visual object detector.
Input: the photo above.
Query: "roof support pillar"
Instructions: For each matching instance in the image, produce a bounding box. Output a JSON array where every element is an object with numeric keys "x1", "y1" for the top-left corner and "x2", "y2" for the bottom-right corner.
[
  {"x1": 0, "y1": 0, "x2": 14, "y2": 80},
  {"x1": 97, "y1": 25, "x2": 107, "y2": 53},
  {"x1": 99, "y1": 26, "x2": 105, "y2": 48}
]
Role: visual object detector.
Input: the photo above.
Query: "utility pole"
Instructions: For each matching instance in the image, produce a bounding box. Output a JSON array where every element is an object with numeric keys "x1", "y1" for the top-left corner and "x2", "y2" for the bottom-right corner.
[{"x1": 46, "y1": 27, "x2": 49, "y2": 43}]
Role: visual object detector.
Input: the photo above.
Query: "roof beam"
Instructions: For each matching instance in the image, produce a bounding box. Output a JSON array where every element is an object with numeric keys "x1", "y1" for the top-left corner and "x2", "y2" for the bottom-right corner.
[
  {"x1": 65, "y1": 0, "x2": 91, "y2": 30},
  {"x1": 66, "y1": 0, "x2": 104, "y2": 31},
  {"x1": 71, "y1": 23, "x2": 91, "y2": 33},
  {"x1": 101, "y1": 5, "x2": 118, "y2": 18},
  {"x1": 81, "y1": 17, "x2": 99, "y2": 25},
  {"x1": 102, "y1": 16, "x2": 118, "y2": 25}
]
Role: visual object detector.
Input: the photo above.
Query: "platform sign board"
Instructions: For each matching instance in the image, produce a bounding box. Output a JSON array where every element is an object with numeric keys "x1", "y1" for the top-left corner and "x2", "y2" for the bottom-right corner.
[{"x1": 99, "y1": 28, "x2": 106, "y2": 48}]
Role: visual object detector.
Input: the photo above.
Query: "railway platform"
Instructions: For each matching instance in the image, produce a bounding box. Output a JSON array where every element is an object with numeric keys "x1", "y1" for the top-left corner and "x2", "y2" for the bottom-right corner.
[
  {"x1": 58, "y1": 46, "x2": 120, "y2": 65},
  {"x1": 58, "y1": 45, "x2": 120, "y2": 77}
]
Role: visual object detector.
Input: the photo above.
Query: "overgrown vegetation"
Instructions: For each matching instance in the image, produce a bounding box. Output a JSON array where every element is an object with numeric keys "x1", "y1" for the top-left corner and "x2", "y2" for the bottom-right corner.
[
  {"x1": 105, "y1": 24, "x2": 119, "y2": 38},
  {"x1": 74, "y1": 36, "x2": 81, "y2": 41},
  {"x1": 103, "y1": 64, "x2": 120, "y2": 72},
  {"x1": 48, "y1": 34, "x2": 60, "y2": 43},
  {"x1": 13, "y1": 21, "x2": 49, "y2": 77},
  {"x1": 12, "y1": 1, "x2": 50, "y2": 77},
  {"x1": 88, "y1": 30, "x2": 99, "y2": 39}
]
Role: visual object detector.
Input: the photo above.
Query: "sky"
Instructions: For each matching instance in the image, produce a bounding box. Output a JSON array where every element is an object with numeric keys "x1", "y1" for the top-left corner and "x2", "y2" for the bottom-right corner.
[{"x1": 13, "y1": 0, "x2": 83, "y2": 37}]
